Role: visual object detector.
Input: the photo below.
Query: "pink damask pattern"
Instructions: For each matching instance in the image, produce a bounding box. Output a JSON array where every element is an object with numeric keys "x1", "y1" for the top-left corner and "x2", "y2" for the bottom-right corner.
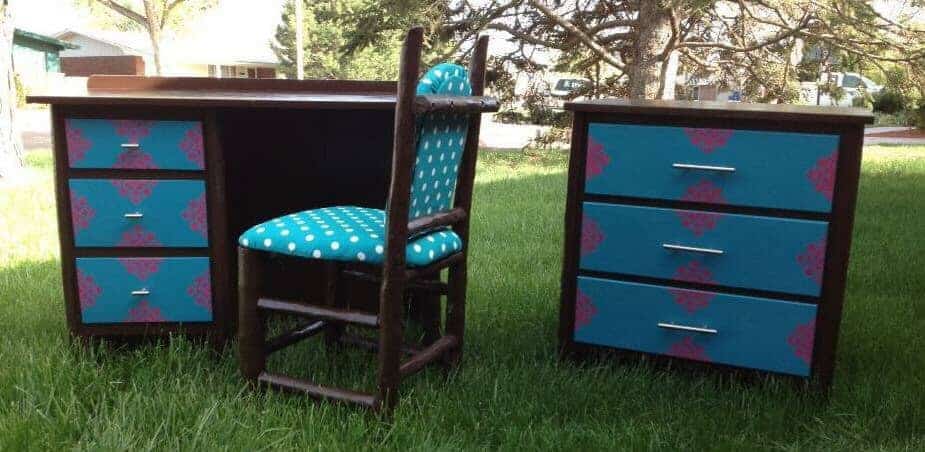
[
  {"x1": 65, "y1": 124, "x2": 92, "y2": 164},
  {"x1": 668, "y1": 287, "x2": 715, "y2": 314},
  {"x1": 683, "y1": 128, "x2": 734, "y2": 153},
  {"x1": 118, "y1": 258, "x2": 163, "y2": 281},
  {"x1": 580, "y1": 215, "x2": 604, "y2": 255},
  {"x1": 797, "y1": 238, "x2": 827, "y2": 285},
  {"x1": 674, "y1": 260, "x2": 715, "y2": 285},
  {"x1": 118, "y1": 225, "x2": 161, "y2": 247},
  {"x1": 113, "y1": 150, "x2": 158, "y2": 170},
  {"x1": 574, "y1": 289, "x2": 598, "y2": 330},
  {"x1": 807, "y1": 151, "x2": 838, "y2": 201},
  {"x1": 70, "y1": 192, "x2": 95, "y2": 233},
  {"x1": 111, "y1": 179, "x2": 159, "y2": 205},
  {"x1": 76, "y1": 268, "x2": 101, "y2": 310},
  {"x1": 187, "y1": 271, "x2": 212, "y2": 312},
  {"x1": 585, "y1": 137, "x2": 610, "y2": 180},
  {"x1": 179, "y1": 124, "x2": 205, "y2": 168},
  {"x1": 667, "y1": 336, "x2": 711, "y2": 362},
  {"x1": 181, "y1": 193, "x2": 208, "y2": 238},
  {"x1": 126, "y1": 300, "x2": 164, "y2": 322},
  {"x1": 112, "y1": 120, "x2": 154, "y2": 143},
  {"x1": 676, "y1": 180, "x2": 726, "y2": 236},
  {"x1": 787, "y1": 319, "x2": 816, "y2": 365}
]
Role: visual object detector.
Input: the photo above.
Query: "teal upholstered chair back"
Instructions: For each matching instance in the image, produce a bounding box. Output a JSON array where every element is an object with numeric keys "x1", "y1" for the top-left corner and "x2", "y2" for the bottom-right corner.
[{"x1": 409, "y1": 63, "x2": 473, "y2": 220}]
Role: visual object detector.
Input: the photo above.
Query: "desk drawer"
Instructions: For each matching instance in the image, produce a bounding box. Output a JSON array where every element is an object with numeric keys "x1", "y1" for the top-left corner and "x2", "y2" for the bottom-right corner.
[
  {"x1": 584, "y1": 123, "x2": 839, "y2": 213},
  {"x1": 69, "y1": 179, "x2": 208, "y2": 247},
  {"x1": 76, "y1": 257, "x2": 213, "y2": 324},
  {"x1": 574, "y1": 277, "x2": 817, "y2": 376},
  {"x1": 580, "y1": 202, "x2": 828, "y2": 296},
  {"x1": 65, "y1": 118, "x2": 205, "y2": 170}
]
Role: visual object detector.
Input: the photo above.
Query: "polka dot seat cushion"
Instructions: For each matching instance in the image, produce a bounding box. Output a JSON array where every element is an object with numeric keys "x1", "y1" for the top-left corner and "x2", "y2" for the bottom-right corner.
[{"x1": 238, "y1": 206, "x2": 462, "y2": 267}]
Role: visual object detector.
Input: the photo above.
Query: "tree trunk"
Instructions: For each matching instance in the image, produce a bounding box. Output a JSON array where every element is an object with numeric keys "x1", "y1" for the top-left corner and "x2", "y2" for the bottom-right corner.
[
  {"x1": 0, "y1": 1, "x2": 23, "y2": 178},
  {"x1": 627, "y1": 2, "x2": 673, "y2": 99},
  {"x1": 658, "y1": 49, "x2": 680, "y2": 100},
  {"x1": 142, "y1": 0, "x2": 163, "y2": 75}
]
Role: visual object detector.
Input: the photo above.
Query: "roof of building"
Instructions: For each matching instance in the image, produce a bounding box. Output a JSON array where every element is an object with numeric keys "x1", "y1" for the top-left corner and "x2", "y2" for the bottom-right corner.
[{"x1": 14, "y1": 29, "x2": 79, "y2": 50}]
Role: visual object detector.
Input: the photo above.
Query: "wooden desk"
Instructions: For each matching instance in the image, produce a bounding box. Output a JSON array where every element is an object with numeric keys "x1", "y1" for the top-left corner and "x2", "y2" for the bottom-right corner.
[{"x1": 29, "y1": 76, "x2": 404, "y2": 343}]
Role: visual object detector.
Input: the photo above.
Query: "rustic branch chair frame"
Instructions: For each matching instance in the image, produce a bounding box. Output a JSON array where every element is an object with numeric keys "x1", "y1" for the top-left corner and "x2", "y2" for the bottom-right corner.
[{"x1": 237, "y1": 27, "x2": 494, "y2": 414}]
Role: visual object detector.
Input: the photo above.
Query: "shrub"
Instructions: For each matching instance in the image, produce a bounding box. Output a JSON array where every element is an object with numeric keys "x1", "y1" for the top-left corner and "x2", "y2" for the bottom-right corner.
[
  {"x1": 14, "y1": 73, "x2": 26, "y2": 107},
  {"x1": 873, "y1": 90, "x2": 908, "y2": 114},
  {"x1": 915, "y1": 104, "x2": 925, "y2": 130}
]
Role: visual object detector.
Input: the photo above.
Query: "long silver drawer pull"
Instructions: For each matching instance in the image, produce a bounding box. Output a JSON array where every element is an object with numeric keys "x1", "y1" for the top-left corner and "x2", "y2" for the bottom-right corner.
[
  {"x1": 662, "y1": 243, "x2": 724, "y2": 255},
  {"x1": 131, "y1": 289, "x2": 150, "y2": 296},
  {"x1": 672, "y1": 163, "x2": 736, "y2": 173},
  {"x1": 123, "y1": 212, "x2": 144, "y2": 219},
  {"x1": 658, "y1": 322, "x2": 718, "y2": 334},
  {"x1": 120, "y1": 143, "x2": 141, "y2": 150}
]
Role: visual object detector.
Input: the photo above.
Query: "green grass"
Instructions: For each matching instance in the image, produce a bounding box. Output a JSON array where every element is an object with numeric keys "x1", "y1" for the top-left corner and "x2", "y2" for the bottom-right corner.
[{"x1": 1, "y1": 147, "x2": 923, "y2": 450}]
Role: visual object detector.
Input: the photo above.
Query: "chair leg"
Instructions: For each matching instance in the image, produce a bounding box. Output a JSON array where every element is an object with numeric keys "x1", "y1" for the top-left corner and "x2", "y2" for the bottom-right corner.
[
  {"x1": 445, "y1": 260, "x2": 467, "y2": 367},
  {"x1": 322, "y1": 261, "x2": 345, "y2": 347},
  {"x1": 376, "y1": 275, "x2": 405, "y2": 413},
  {"x1": 238, "y1": 247, "x2": 267, "y2": 384}
]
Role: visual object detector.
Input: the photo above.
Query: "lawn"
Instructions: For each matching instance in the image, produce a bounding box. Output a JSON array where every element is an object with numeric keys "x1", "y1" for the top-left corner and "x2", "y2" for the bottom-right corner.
[{"x1": 0, "y1": 146, "x2": 923, "y2": 450}]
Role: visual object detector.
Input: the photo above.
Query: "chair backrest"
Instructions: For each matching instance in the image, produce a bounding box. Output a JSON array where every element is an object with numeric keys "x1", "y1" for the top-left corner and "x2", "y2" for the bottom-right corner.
[{"x1": 383, "y1": 27, "x2": 488, "y2": 269}]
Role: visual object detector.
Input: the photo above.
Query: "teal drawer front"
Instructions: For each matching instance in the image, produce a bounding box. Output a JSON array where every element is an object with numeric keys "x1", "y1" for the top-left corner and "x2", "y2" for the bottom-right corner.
[
  {"x1": 574, "y1": 277, "x2": 817, "y2": 376},
  {"x1": 65, "y1": 118, "x2": 205, "y2": 170},
  {"x1": 584, "y1": 123, "x2": 839, "y2": 213},
  {"x1": 580, "y1": 202, "x2": 828, "y2": 296},
  {"x1": 69, "y1": 179, "x2": 208, "y2": 247},
  {"x1": 76, "y1": 257, "x2": 213, "y2": 324}
]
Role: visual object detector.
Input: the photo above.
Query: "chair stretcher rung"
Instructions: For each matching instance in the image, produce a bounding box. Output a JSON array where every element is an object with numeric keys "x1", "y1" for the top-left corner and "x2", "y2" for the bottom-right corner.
[
  {"x1": 257, "y1": 297, "x2": 379, "y2": 327},
  {"x1": 258, "y1": 372, "x2": 376, "y2": 408},
  {"x1": 399, "y1": 335, "x2": 459, "y2": 377},
  {"x1": 266, "y1": 320, "x2": 327, "y2": 353}
]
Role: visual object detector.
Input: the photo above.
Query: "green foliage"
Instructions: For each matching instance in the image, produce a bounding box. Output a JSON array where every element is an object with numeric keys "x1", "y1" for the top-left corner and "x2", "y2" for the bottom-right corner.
[
  {"x1": 13, "y1": 73, "x2": 25, "y2": 108},
  {"x1": 76, "y1": 0, "x2": 217, "y2": 32},
  {"x1": 873, "y1": 90, "x2": 908, "y2": 115},
  {"x1": 271, "y1": 0, "x2": 401, "y2": 80},
  {"x1": 914, "y1": 104, "x2": 925, "y2": 130}
]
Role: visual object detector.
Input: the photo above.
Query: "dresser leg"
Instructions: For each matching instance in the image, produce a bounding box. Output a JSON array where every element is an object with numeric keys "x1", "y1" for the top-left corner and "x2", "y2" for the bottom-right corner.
[{"x1": 238, "y1": 247, "x2": 266, "y2": 384}]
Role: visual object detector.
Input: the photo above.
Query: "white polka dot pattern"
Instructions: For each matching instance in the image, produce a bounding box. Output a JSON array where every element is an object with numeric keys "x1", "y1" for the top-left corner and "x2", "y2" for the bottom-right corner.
[{"x1": 238, "y1": 206, "x2": 462, "y2": 267}]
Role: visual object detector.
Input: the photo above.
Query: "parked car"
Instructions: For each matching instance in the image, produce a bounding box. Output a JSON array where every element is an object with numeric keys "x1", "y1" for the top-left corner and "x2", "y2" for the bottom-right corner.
[{"x1": 800, "y1": 72, "x2": 882, "y2": 107}]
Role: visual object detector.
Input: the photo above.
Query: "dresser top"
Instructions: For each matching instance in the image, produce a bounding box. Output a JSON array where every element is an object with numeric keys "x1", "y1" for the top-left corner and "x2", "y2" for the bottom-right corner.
[
  {"x1": 28, "y1": 76, "x2": 399, "y2": 110},
  {"x1": 565, "y1": 98, "x2": 874, "y2": 124}
]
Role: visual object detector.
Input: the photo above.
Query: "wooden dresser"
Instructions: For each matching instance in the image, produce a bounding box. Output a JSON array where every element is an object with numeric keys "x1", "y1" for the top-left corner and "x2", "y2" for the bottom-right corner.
[{"x1": 559, "y1": 99, "x2": 873, "y2": 388}]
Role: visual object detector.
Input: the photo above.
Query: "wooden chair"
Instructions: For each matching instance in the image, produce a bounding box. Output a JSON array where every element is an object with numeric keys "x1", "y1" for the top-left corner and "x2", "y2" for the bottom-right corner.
[{"x1": 237, "y1": 27, "x2": 497, "y2": 413}]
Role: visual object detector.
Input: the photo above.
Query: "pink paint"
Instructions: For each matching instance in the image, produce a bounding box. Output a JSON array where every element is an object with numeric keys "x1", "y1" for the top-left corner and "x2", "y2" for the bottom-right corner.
[
  {"x1": 667, "y1": 336, "x2": 711, "y2": 362},
  {"x1": 70, "y1": 192, "x2": 95, "y2": 233},
  {"x1": 112, "y1": 120, "x2": 153, "y2": 143},
  {"x1": 126, "y1": 300, "x2": 164, "y2": 322},
  {"x1": 118, "y1": 258, "x2": 163, "y2": 281},
  {"x1": 111, "y1": 179, "x2": 158, "y2": 205},
  {"x1": 179, "y1": 124, "x2": 205, "y2": 168},
  {"x1": 118, "y1": 225, "x2": 161, "y2": 247},
  {"x1": 797, "y1": 238, "x2": 827, "y2": 285},
  {"x1": 181, "y1": 193, "x2": 208, "y2": 238},
  {"x1": 574, "y1": 289, "x2": 598, "y2": 330},
  {"x1": 673, "y1": 260, "x2": 715, "y2": 285},
  {"x1": 113, "y1": 150, "x2": 158, "y2": 170},
  {"x1": 187, "y1": 271, "x2": 212, "y2": 312},
  {"x1": 668, "y1": 287, "x2": 715, "y2": 314},
  {"x1": 585, "y1": 137, "x2": 610, "y2": 179},
  {"x1": 580, "y1": 215, "x2": 604, "y2": 256},
  {"x1": 787, "y1": 319, "x2": 816, "y2": 365},
  {"x1": 65, "y1": 122, "x2": 92, "y2": 164},
  {"x1": 683, "y1": 128, "x2": 734, "y2": 153},
  {"x1": 808, "y1": 151, "x2": 838, "y2": 201},
  {"x1": 76, "y1": 268, "x2": 101, "y2": 310},
  {"x1": 676, "y1": 180, "x2": 726, "y2": 236}
]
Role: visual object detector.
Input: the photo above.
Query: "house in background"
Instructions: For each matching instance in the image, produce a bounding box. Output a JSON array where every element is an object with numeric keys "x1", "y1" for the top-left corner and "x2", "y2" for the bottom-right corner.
[
  {"x1": 54, "y1": 29, "x2": 279, "y2": 79},
  {"x1": 12, "y1": 29, "x2": 78, "y2": 91}
]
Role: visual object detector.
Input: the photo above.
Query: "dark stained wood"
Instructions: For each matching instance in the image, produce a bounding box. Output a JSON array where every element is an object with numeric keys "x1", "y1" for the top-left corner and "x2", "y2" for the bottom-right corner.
[
  {"x1": 403, "y1": 252, "x2": 465, "y2": 280},
  {"x1": 257, "y1": 297, "x2": 379, "y2": 327},
  {"x1": 238, "y1": 247, "x2": 266, "y2": 383},
  {"x1": 413, "y1": 95, "x2": 499, "y2": 114},
  {"x1": 49, "y1": 105, "x2": 82, "y2": 337},
  {"x1": 203, "y1": 109, "x2": 232, "y2": 345},
  {"x1": 85, "y1": 75, "x2": 396, "y2": 92},
  {"x1": 339, "y1": 332, "x2": 422, "y2": 356},
  {"x1": 565, "y1": 98, "x2": 874, "y2": 124},
  {"x1": 399, "y1": 334, "x2": 459, "y2": 378},
  {"x1": 406, "y1": 207, "x2": 467, "y2": 236},
  {"x1": 266, "y1": 320, "x2": 327, "y2": 354},
  {"x1": 258, "y1": 372, "x2": 377, "y2": 408},
  {"x1": 558, "y1": 111, "x2": 589, "y2": 359}
]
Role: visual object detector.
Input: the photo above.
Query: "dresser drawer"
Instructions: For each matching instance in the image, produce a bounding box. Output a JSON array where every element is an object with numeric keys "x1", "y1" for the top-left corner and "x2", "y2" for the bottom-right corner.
[
  {"x1": 584, "y1": 123, "x2": 839, "y2": 213},
  {"x1": 69, "y1": 179, "x2": 208, "y2": 247},
  {"x1": 574, "y1": 277, "x2": 817, "y2": 376},
  {"x1": 76, "y1": 257, "x2": 213, "y2": 324},
  {"x1": 65, "y1": 118, "x2": 205, "y2": 170},
  {"x1": 580, "y1": 202, "x2": 828, "y2": 296}
]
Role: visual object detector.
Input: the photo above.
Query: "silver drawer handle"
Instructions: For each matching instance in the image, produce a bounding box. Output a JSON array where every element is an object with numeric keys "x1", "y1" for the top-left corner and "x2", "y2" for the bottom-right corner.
[
  {"x1": 123, "y1": 212, "x2": 144, "y2": 219},
  {"x1": 121, "y1": 143, "x2": 141, "y2": 150},
  {"x1": 658, "y1": 322, "x2": 718, "y2": 334},
  {"x1": 131, "y1": 289, "x2": 150, "y2": 296},
  {"x1": 672, "y1": 163, "x2": 736, "y2": 173},
  {"x1": 662, "y1": 243, "x2": 724, "y2": 255}
]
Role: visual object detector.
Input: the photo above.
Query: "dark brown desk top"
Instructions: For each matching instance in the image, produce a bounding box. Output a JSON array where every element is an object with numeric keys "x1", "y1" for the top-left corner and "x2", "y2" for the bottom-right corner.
[
  {"x1": 565, "y1": 98, "x2": 874, "y2": 124},
  {"x1": 28, "y1": 76, "x2": 400, "y2": 110}
]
